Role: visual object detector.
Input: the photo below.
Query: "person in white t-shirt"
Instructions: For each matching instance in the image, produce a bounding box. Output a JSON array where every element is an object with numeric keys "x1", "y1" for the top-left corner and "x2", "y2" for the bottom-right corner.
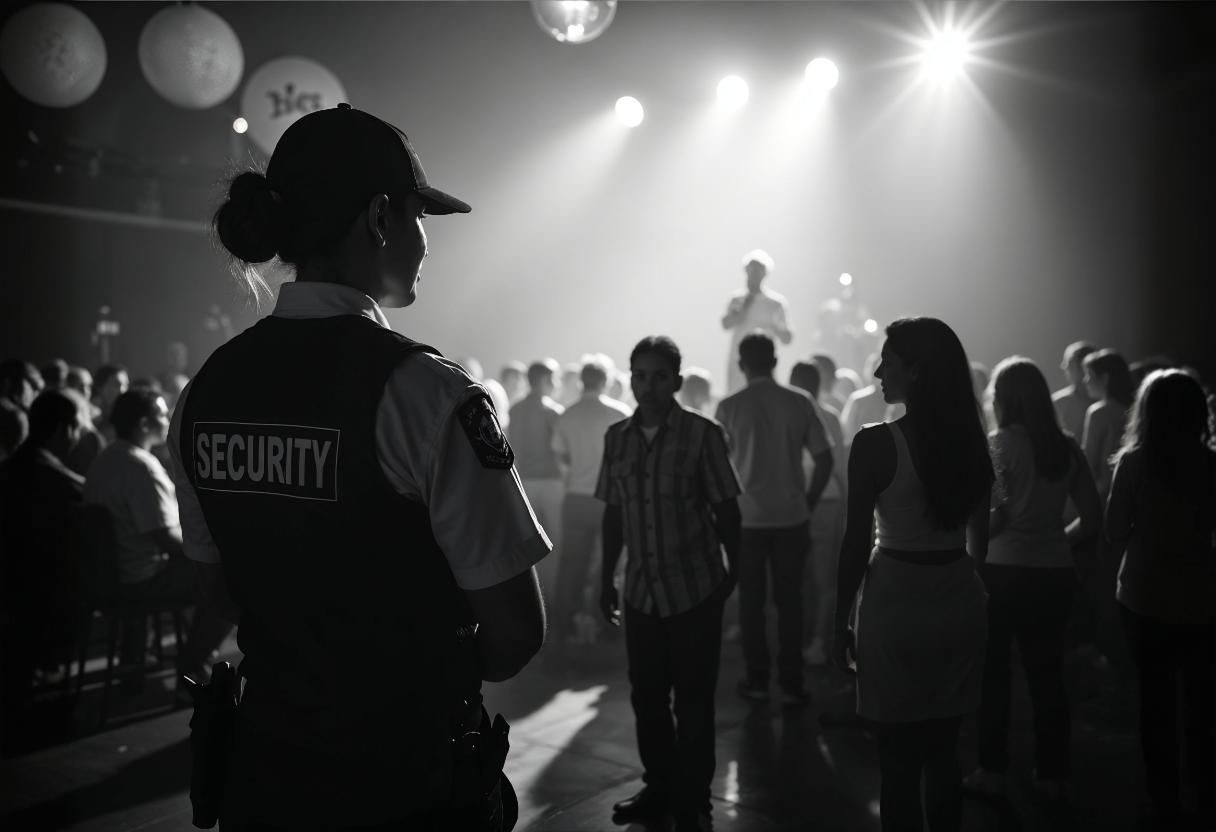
[
  {"x1": 84, "y1": 387, "x2": 230, "y2": 693},
  {"x1": 720, "y1": 249, "x2": 792, "y2": 395},
  {"x1": 550, "y1": 356, "x2": 632, "y2": 645}
]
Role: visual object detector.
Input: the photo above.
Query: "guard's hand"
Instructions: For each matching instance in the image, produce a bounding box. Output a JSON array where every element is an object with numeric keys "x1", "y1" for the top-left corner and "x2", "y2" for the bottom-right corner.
[
  {"x1": 831, "y1": 626, "x2": 856, "y2": 675},
  {"x1": 600, "y1": 583, "x2": 621, "y2": 627}
]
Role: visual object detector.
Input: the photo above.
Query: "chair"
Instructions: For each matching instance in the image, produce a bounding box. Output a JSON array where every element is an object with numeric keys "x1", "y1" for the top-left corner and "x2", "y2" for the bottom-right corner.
[{"x1": 74, "y1": 504, "x2": 185, "y2": 726}]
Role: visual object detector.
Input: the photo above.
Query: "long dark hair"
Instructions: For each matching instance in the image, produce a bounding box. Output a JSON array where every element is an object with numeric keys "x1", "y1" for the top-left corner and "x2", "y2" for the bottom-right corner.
[
  {"x1": 885, "y1": 317, "x2": 994, "y2": 529},
  {"x1": 990, "y1": 356, "x2": 1072, "y2": 482},
  {"x1": 1115, "y1": 370, "x2": 1215, "y2": 514}
]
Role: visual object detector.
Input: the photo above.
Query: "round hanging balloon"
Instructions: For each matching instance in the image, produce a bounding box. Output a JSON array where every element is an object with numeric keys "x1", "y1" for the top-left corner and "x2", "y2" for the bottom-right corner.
[
  {"x1": 138, "y1": 3, "x2": 243, "y2": 109},
  {"x1": 0, "y1": 2, "x2": 106, "y2": 107},
  {"x1": 240, "y1": 56, "x2": 346, "y2": 154},
  {"x1": 530, "y1": 0, "x2": 617, "y2": 44}
]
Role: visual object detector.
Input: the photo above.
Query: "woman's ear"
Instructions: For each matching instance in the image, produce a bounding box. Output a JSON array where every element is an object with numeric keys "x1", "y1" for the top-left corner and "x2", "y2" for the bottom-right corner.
[{"x1": 366, "y1": 193, "x2": 391, "y2": 247}]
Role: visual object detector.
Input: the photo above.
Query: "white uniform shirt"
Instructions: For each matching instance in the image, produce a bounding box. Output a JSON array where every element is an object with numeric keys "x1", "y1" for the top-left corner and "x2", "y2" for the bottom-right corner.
[
  {"x1": 724, "y1": 287, "x2": 791, "y2": 394},
  {"x1": 167, "y1": 281, "x2": 550, "y2": 592},
  {"x1": 551, "y1": 392, "x2": 632, "y2": 496}
]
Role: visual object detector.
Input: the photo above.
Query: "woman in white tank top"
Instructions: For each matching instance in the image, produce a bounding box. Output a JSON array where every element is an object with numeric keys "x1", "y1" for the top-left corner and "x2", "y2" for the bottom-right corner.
[{"x1": 834, "y1": 317, "x2": 993, "y2": 832}]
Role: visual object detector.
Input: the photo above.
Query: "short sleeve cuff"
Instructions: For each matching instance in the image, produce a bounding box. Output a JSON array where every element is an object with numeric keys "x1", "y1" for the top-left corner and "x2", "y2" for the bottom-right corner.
[{"x1": 450, "y1": 532, "x2": 551, "y2": 592}]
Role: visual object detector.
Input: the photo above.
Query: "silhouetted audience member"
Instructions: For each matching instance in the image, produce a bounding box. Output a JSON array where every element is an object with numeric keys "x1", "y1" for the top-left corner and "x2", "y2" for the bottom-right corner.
[
  {"x1": 501, "y1": 360, "x2": 528, "y2": 406},
  {"x1": 557, "y1": 362, "x2": 582, "y2": 408},
  {"x1": 789, "y1": 361, "x2": 849, "y2": 667},
  {"x1": 551, "y1": 356, "x2": 631, "y2": 644},
  {"x1": 678, "y1": 367, "x2": 713, "y2": 414},
  {"x1": 599, "y1": 335, "x2": 742, "y2": 832},
  {"x1": 965, "y1": 357, "x2": 1101, "y2": 801},
  {"x1": 721, "y1": 249, "x2": 792, "y2": 394},
  {"x1": 1106, "y1": 369, "x2": 1215, "y2": 827},
  {"x1": 509, "y1": 359, "x2": 566, "y2": 591},
  {"x1": 0, "y1": 359, "x2": 43, "y2": 414},
  {"x1": 39, "y1": 358, "x2": 69, "y2": 390},
  {"x1": 835, "y1": 317, "x2": 992, "y2": 832},
  {"x1": 810, "y1": 353, "x2": 847, "y2": 413},
  {"x1": 1052, "y1": 341, "x2": 1096, "y2": 441},
  {"x1": 842, "y1": 352, "x2": 890, "y2": 445},
  {"x1": 1127, "y1": 355, "x2": 1173, "y2": 391},
  {"x1": 0, "y1": 388, "x2": 89, "y2": 755},
  {"x1": 90, "y1": 363, "x2": 129, "y2": 444},
  {"x1": 83, "y1": 388, "x2": 228, "y2": 692},
  {"x1": 717, "y1": 335, "x2": 832, "y2": 706},
  {"x1": 65, "y1": 366, "x2": 95, "y2": 412},
  {"x1": 1081, "y1": 348, "x2": 1134, "y2": 501}
]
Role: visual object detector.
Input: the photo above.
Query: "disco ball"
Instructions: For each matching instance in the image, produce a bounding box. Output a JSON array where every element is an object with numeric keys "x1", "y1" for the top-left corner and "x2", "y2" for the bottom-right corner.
[
  {"x1": 0, "y1": 3, "x2": 106, "y2": 108},
  {"x1": 530, "y1": 0, "x2": 616, "y2": 45},
  {"x1": 138, "y1": 4, "x2": 243, "y2": 109}
]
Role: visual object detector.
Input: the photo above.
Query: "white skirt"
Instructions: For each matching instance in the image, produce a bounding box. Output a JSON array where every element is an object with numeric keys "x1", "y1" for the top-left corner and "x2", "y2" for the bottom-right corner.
[{"x1": 855, "y1": 548, "x2": 988, "y2": 723}]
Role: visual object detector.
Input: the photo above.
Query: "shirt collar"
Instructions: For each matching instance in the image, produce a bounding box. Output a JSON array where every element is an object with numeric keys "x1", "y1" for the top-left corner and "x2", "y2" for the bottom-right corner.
[
  {"x1": 746, "y1": 376, "x2": 776, "y2": 386},
  {"x1": 628, "y1": 400, "x2": 685, "y2": 433},
  {"x1": 272, "y1": 281, "x2": 391, "y2": 329}
]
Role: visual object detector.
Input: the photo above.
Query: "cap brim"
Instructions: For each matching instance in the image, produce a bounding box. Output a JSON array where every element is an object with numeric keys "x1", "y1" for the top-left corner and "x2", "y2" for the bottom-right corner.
[{"x1": 417, "y1": 186, "x2": 470, "y2": 215}]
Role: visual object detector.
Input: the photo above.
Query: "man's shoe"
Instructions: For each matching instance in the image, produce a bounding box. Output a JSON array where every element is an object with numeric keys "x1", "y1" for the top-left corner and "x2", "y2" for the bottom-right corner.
[
  {"x1": 736, "y1": 679, "x2": 770, "y2": 703},
  {"x1": 612, "y1": 786, "x2": 669, "y2": 822}
]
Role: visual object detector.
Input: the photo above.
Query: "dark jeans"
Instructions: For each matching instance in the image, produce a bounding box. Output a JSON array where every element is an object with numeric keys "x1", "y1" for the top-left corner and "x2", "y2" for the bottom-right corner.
[
  {"x1": 977, "y1": 564, "x2": 1075, "y2": 779},
  {"x1": 739, "y1": 523, "x2": 809, "y2": 691},
  {"x1": 625, "y1": 592, "x2": 726, "y2": 818},
  {"x1": 876, "y1": 717, "x2": 963, "y2": 832},
  {"x1": 1120, "y1": 606, "x2": 1215, "y2": 815},
  {"x1": 552, "y1": 494, "x2": 602, "y2": 640}
]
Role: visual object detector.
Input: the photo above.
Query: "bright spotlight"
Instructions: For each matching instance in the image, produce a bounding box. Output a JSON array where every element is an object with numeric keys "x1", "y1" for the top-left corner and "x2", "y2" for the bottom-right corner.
[
  {"x1": 839, "y1": 272, "x2": 853, "y2": 287},
  {"x1": 232, "y1": 116, "x2": 248, "y2": 134},
  {"x1": 864, "y1": 318, "x2": 879, "y2": 334},
  {"x1": 921, "y1": 29, "x2": 971, "y2": 82},
  {"x1": 805, "y1": 58, "x2": 839, "y2": 93},
  {"x1": 716, "y1": 75, "x2": 749, "y2": 111},
  {"x1": 615, "y1": 95, "x2": 644, "y2": 127}
]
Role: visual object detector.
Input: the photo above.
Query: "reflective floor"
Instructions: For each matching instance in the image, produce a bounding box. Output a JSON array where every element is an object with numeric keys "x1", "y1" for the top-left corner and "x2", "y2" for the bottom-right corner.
[{"x1": 0, "y1": 626, "x2": 1154, "y2": 831}]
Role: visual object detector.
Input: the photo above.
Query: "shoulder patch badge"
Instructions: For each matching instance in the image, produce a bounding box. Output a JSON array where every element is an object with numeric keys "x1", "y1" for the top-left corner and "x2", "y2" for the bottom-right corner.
[{"x1": 457, "y1": 395, "x2": 515, "y2": 469}]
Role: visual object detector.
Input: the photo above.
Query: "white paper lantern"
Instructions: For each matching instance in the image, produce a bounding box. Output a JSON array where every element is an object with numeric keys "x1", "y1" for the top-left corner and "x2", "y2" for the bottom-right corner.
[
  {"x1": 530, "y1": 0, "x2": 616, "y2": 44},
  {"x1": 0, "y1": 2, "x2": 106, "y2": 107},
  {"x1": 240, "y1": 56, "x2": 347, "y2": 155},
  {"x1": 139, "y1": 4, "x2": 243, "y2": 109}
]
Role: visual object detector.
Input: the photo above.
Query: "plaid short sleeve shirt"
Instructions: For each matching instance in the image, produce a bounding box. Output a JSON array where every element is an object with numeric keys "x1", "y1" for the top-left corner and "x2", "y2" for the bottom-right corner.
[{"x1": 594, "y1": 403, "x2": 743, "y2": 617}]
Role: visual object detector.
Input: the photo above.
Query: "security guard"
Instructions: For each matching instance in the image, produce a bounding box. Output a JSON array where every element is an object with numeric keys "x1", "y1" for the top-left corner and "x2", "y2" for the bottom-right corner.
[{"x1": 167, "y1": 104, "x2": 549, "y2": 831}]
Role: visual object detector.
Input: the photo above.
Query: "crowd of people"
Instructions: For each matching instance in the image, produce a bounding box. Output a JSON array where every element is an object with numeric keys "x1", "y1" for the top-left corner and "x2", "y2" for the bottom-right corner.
[{"x1": 1, "y1": 101, "x2": 1212, "y2": 832}]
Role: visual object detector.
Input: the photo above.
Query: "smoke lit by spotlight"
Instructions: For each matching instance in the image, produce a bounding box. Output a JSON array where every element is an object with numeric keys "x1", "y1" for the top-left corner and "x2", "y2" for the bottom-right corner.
[
  {"x1": 864, "y1": 318, "x2": 879, "y2": 334},
  {"x1": 716, "y1": 75, "x2": 749, "y2": 111},
  {"x1": 921, "y1": 29, "x2": 971, "y2": 82},
  {"x1": 839, "y1": 272, "x2": 853, "y2": 287},
  {"x1": 615, "y1": 95, "x2": 644, "y2": 127},
  {"x1": 232, "y1": 117, "x2": 248, "y2": 134},
  {"x1": 804, "y1": 58, "x2": 840, "y2": 93}
]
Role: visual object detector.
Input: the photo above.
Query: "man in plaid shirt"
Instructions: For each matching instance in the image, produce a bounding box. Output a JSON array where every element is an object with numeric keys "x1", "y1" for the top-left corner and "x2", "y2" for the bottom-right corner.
[{"x1": 597, "y1": 335, "x2": 743, "y2": 832}]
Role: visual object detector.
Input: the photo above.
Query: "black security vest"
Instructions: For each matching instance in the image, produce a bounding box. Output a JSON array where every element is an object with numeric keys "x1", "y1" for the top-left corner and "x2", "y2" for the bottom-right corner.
[{"x1": 182, "y1": 314, "x2": 479, "y2": 805}]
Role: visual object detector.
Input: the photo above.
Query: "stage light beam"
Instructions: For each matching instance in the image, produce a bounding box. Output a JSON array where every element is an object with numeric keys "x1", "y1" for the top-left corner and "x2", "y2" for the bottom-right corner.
[
  {"x1": 716, "y1": 75, "x2": 749, "y2": 111},
  {"x1": 864, "y1": 318, "x2": 879, "y2": 334},
  {"x1": 839, "y1": 272, "x2": 853, "y2": 287},
  {"x1": 615, "y1": 95, "x2": 644, "y2": 127},
  {"x1": 921, "y1": 29, "x2": 971, "y2": 82},
  {"x1": 804, "y1": 58, "x2": 840, "y2": 93},
  {"x1": 232, "y1": 117, "x2": 248, "y2": 134}
]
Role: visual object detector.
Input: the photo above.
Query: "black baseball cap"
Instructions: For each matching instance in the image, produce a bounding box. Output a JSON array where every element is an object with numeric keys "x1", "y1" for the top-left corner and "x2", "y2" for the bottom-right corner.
[{"x1": 267, "y1": 103, "x2": 470, "y2": 219}]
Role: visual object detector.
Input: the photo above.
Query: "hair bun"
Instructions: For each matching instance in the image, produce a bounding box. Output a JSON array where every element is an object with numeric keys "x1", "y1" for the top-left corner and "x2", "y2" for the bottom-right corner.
[{"x1": 214, "y1": 171, "x2": 284, "y2": 264}]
